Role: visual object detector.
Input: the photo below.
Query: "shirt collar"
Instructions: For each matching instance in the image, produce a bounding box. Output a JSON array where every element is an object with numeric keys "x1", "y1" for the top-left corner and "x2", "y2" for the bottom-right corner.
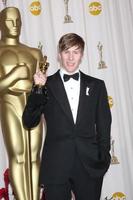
[{"x1": 60, "y1": 68, "x2": 80, "y2": 82}]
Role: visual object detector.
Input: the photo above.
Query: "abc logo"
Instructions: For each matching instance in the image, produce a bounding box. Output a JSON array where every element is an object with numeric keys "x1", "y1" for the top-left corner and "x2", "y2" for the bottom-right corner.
[
  {"x1": 88, "y1": 2, "x2": 102, "y2": 15},
  {"x1": 112, "y1": 192, "x2": 126, "y2": 200},
  {"x1": 30, "y1": 1, "x2": 41, "y2": 16},
  {"x1": 108, "y1": 96, "x2": 113, "y2": 108}
]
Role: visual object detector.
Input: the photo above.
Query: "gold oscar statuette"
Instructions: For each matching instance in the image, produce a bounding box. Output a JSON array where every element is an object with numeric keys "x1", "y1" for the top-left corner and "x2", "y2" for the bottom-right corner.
[
  {"x1": 39, "y1": 55, "x2": 49, "y2": 75},
  {"x1": 97, "y1": 41, "x2": 107, "y2": 69},
  {"x1": 64, "y1": 0, "x2": 73, "y2": 23},
  {"x1": 111, "y1": 139, "x2": 120, "y2": 164},
  {"x1": 0, "y1": 7, "x2": 44, "y2": 200},
  {"x1": 33, "y1": 55, "x2": 49, "y2": 94}
]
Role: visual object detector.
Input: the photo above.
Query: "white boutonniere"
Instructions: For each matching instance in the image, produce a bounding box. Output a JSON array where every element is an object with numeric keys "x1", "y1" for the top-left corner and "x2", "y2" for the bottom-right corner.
[{"x1": 86, "y1": 87, "x2": 90, "y2": 96}]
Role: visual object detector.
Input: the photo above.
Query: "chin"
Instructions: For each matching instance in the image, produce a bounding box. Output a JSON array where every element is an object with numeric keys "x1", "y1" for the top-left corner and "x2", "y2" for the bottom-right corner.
[{"x1": 66, "y1": 68, "x2": 76, "y2": 73}]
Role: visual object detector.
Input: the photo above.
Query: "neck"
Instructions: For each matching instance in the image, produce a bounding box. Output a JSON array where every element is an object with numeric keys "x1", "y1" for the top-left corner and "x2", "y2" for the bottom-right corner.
[
  {"x1": 60, "y1": 68, "x2": 80, "y2": 75},
  {"x1": 1, "y1": 37, "x2": 19, "y2": 45}
]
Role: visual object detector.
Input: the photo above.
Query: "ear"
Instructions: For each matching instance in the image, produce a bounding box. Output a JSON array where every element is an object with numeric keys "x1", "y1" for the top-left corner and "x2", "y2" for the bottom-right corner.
[{"x1": 57, "y1": 53, "x2": 61, "y2": 63}]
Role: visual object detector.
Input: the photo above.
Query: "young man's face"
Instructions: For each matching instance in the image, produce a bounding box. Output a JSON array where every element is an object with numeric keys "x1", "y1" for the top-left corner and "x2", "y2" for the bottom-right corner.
[{"x1": 58, "y1": 46, "x2": 84, "y2": 74}]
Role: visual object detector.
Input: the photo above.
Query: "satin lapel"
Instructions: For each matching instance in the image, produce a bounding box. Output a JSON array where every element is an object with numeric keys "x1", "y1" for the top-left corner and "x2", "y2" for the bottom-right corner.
[
  {"x1": 76, "y1": 72, "x2": 93, "y2": 125},
  {"x1": 48, "y1": 71, "x2": 74, "y2": 124}
]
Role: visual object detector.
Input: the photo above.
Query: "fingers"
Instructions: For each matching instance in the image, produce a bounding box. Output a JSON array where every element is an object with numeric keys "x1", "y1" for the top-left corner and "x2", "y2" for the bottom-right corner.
[
  {"x1": 43, "y1": 55, "x2": 47, "y2": 63},
  {"x1": 34, "y1": 71, "x2": 47, "y2": 86}
]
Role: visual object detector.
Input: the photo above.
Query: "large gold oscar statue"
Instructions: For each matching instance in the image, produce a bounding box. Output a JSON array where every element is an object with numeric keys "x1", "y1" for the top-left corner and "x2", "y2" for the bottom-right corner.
[{"x1": 0, "y1": 7, "x2": 44, "y2": 200}]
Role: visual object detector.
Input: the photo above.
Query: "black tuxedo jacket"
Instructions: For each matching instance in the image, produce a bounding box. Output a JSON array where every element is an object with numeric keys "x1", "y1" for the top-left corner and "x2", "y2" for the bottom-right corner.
[{"x1": 23, "y1": 70, "x2": 112, "y2": 184}]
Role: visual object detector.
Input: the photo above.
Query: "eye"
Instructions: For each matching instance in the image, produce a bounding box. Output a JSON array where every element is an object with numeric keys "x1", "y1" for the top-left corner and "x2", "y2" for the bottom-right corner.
[
  {"x1": 5, "y1": 20, "x2": 13, "y2": 28},
  {"x1": 63, "y1": 50, "x2": 69, "y2": 54},
  {"x1": 74, "y1": 50, "x2": 80, "y2": 54}
]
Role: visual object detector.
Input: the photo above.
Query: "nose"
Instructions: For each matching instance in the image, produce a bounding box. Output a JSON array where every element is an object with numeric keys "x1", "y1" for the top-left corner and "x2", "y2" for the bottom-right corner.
[
  {"x1": 13, "y1": 19, "x2": 19, "y2": 27},
  {"x1": 68, "y1": 52, "x2": 74, "y2": 60},
  {"x1": 13, "y1": 20, "x2": 17, "y2": 27}
]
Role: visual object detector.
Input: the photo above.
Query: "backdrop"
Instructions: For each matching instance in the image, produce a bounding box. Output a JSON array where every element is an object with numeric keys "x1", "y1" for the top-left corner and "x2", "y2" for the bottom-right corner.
[{"x1": 0, "y1": 0, "x2": 133, "y2": 199}]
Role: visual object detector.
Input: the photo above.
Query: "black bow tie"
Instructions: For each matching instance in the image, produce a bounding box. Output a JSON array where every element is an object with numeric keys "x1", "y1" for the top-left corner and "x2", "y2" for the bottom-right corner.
[{"x1": 63, "y1": 72, "x2": 79, "y2": 82}]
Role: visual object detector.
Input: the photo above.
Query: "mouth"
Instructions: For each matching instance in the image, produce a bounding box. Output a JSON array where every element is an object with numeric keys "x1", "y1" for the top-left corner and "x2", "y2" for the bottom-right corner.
[
  {"x1": 67, "y1": 62, "x2": 75, "y2": 67},
  {"x1": 11, "y1": 30, "x2": 19, "y2": 35}
]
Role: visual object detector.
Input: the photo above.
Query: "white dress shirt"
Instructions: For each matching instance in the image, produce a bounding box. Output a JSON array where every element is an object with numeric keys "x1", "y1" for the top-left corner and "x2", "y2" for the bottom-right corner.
[{"x1": 60, "y1": 69, "x2": 80, "y2": 123}]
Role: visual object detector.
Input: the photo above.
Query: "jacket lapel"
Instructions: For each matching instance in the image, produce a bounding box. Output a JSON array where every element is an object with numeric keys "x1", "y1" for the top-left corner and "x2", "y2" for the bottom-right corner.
[
  {"x1": 48, "y1": 71, "x2": 74, "y2": 124},
  {"x1": 48, "y1": 71, "x2": 94, "y2": 126},
  {"x1": 76, "y1": 72, "x2": 94, "y2": 125}
]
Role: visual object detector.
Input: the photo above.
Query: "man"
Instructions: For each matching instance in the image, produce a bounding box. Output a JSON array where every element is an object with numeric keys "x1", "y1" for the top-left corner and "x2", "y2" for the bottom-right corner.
[
  {"x1": 23, "y1": 33, "x2": 112, "y2": 200},
  {"x1": 0, "y1": 7, "x2": 44, "y2": 200}
]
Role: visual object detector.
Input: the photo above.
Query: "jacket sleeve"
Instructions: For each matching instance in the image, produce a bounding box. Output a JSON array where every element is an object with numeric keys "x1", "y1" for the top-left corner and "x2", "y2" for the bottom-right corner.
[
  {"x1": 96, "y1": 81, "x2": 112, "y2": 162},
  {"x1": 22, "y1": 86, "x2": 48, "y2": 129}
]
